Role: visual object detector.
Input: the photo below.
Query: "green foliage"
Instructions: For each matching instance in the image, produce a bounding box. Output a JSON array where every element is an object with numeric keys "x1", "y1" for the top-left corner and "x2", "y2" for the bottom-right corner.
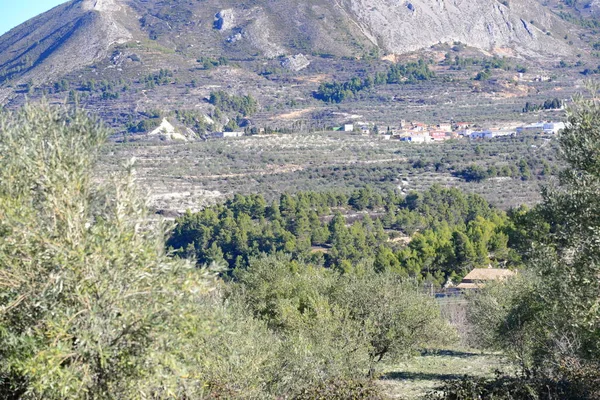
[
  {"x1": 445, "y1": 55, "x2": 513, "y2": 71},
  {"x1": 126, "y1": 117, "x2": 161, "y2": 133},
  {"x1": 209, "y1": 91, "x2": 258, "y2": 117},
  {"x1": 293, "y1": 378, "x2": 385, "y2": 400},
  {"x1": 465, "y1": 87, "x2": 600, "y2": 399},
  {"x1": 53, "y1": 79, "x2": 70, "y2": 93},
  {"x1": 233, "y1": 254, "x2": 455, "y2": 375},
  {"x1": 168, "y1": 186, "x2": 513, "y2": 285},
  {"x1": 523, "y1": 98, "x2": 563, "y2": 113},
  {"x1": 198, "y1": 56, "x2": 229, "y2": 70},
  {"x1": 0, "y1": 103, "x2": 216, "y2": 398},
  {"x1": 315, "y1": 59, "x2": 434, "y2": 103},
  {"x1": 454, "y1": 165, "x2": 491, "y2": 182},
  {"x1": 435, "y1": 373, "x2": 582, "y2": 400},
  {"x1": 0, "y1": 103, "x2": 307, "y2": 399},
  {"x1": 175, "y1": 109, "x2": 211, "y2": 134},
  {"x1": 142, "y1": 68, "x2": 174, "y2": 88},
  {"x1": 455, "y1": 159, "x2": 537, "y2": 182},
  {"x1": 474, "y1": 68, "x2": 492, "y2": 81}
]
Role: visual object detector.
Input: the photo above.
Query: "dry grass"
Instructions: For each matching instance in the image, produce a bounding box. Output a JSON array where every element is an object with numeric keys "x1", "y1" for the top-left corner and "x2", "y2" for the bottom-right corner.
[{"x1": 378, "y1": 348, "x2": 511, "y2": 400}]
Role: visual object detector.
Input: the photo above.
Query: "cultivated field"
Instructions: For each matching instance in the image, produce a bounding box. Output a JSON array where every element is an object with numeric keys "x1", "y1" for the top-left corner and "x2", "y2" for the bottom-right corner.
[{"x1": 98, "y1": 131, "x2": 559, "y2": 214}]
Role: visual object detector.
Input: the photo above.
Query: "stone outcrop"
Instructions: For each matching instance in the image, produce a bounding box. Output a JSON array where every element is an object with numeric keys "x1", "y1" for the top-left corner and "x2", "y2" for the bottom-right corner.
[
  {"x1": 342, "y1": 0, "x2": 571, "y2": 58},
  {"x1": 214, "y1": 9, "x2": 236, "y2": 31},
  {"x1": 281, "y1": 54, "x2": 311, "y2": 71}
]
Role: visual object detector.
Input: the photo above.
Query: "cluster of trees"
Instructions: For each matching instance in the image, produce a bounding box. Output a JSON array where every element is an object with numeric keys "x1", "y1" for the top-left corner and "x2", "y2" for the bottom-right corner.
[
  {"x1": 523, "y1": 97, "x2": 563, "y2": 112},
  {"x1": 77, "y1": 78, "x2": 127, "y2": 101},
  {"x1": 52, "y1": 79, "x2": 70, "y2": 93},
  {"x1": 125, "y1": 110, "x2": 163, "y2": 133},
  {"x1": 197, "y1": 56, "x2": 229, "y2": 70},
  {"x1": 441, "y1": 55, "x2": 525, "y2": 81},
  {"x1": 0, "y1": 103, "x2": 454, "y2": 399},
  {"x1": 142, "y1": 68, "x2": 174, "y2": 88},
  {"x1": 0, "y1": 55, "x2": 33, "y2": 85},
  {"x1": 208, "y1": 90, "x2": 258, "y2": 117},
  {"x1": 441, "y1": 90, "x2": 600, "y2": 399},
  {"x1": 580, "y1": 64, "x2": 600, "y2": 75},
  {"x1": 175, "y1": 109, "x2": 213, "y2": 134},
  {"x1": 444, "y1": 55, "x2": 523, "y2": 72},
  {"x1": 454, "y1": 159, "x2": 542, "y2": 182},
  {"x1": 125, "y1": 117, "x2": 161, "y2": 133},
  {"x1": 315, "y1": 59, "x2": 434, "y2": 103},
  {"x1": 168, "y1": 185, "x2": 516, "y2": 285}
]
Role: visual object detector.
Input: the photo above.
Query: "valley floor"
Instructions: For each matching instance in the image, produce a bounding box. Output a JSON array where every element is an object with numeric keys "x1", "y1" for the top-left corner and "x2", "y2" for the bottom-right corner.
[{"x1": 379, "y1": 348, "x2": 511, "y2": 399}]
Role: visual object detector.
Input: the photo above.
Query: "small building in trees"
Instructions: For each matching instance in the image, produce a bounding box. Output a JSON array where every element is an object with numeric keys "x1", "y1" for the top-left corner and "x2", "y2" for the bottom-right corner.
[{"x1": 456, "y1": 268, "x2": 517, "y2": 290}]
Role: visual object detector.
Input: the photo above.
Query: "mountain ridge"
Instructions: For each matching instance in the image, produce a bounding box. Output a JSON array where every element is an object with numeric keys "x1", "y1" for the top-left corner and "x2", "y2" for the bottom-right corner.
[
  {"x1": 0, "y1": 0, "x2": 579, "y2": 92},
  {"x1": 0, "y1": 0, "x2": 594, "y2": 133}
]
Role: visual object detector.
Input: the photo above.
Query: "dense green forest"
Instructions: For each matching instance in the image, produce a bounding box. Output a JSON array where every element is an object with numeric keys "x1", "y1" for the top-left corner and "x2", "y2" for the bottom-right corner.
[{"x1": 168, "y1": 185, "x2": 517, "y2": 285}]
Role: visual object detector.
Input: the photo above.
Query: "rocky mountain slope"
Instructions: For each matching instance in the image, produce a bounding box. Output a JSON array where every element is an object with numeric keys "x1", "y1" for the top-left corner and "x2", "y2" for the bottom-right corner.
[
  {"x1": 0, "y1": 0, "x2": 579, "y2": 89},
  {"x1": 0, "y1": 0, "x2": 595, "y2": 134},
  {"x1": 345, "y1": 0, "x2": 571, "y2": 57}
]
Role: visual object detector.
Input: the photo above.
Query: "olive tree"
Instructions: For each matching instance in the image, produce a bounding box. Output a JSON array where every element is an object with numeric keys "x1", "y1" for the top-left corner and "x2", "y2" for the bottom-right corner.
[
  {"x1": 467, "y1": 87, "x2": 600, "y2": 397},
  {"x1": 0, "y1": 103, "x2": 277, "y2": 399}
]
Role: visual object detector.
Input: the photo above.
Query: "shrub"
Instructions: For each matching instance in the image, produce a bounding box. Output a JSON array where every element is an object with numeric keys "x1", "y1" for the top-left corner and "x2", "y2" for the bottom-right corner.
[
  {"x1": 293, "y1": 378, "x2": 385, "y2": 400},
  {"x1": 233, "y1": 254, "x2": 456, "y2": 380},
  {"x1": 0, "y1": 103, "x2": 277, "y2": 399},
  {"x1": 465, "y1": 86, "x2": 600, "y2": 399}
]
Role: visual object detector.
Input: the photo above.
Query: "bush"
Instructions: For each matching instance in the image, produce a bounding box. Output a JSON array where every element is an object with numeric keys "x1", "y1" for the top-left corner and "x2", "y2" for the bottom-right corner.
[
  {"x1": 0, "y1": 103, "x2": 279, "y2": 399},
  {"x1": 435, "y1": 368, "x2": 600, "y2": 400},
  {"x1": 466, "y1": 86, "x2": 600, "y2": 399},
  {"x1": 233, "y1": 254, "x2": 456, "y2": 379},
  {"x1": 293, "y1": 378, "x2": 385, "y2": 400}
]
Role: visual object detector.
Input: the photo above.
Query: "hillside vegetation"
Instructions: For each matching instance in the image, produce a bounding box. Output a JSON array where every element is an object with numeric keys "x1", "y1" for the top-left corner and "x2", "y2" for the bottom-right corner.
[
  {"x1": 0, "y1": 103, "x2": 455, "y2": 399},
  {"x1": 1, "y1": 90, "x2": 599, "y2": 398},
  {"x1": 1, "y1": 0, "x2": 597, "y2": 134}
]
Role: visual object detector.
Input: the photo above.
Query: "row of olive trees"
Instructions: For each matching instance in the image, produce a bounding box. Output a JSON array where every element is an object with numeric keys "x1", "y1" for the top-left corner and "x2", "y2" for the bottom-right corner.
[
  {"x1": 0, "y1": 103, "x2": 454, "y2": 399},
  {"x1": 453, "y1": 88, "x2": 600, "y2": 399}
]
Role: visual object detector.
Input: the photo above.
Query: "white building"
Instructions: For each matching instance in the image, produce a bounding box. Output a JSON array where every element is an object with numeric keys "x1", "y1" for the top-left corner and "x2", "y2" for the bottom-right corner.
[
  {"x1": 470, "y1": 130, "x2": 492, "y2": 139},
  {"x1": 543, "y1": 122, "x2": 566, "y2": 134},
  {"x1": 516, "y1": 123, "x2": 545, "y2": 134},
  {"x1": 401, "y1": 133, "x2": 430, "y2": 143},
  {"x1": 211, "y1": 131, "x2": 245, "y2": 138},
  {"x1": 344, "y1": 124, "x2": 354, "y2": 132}
]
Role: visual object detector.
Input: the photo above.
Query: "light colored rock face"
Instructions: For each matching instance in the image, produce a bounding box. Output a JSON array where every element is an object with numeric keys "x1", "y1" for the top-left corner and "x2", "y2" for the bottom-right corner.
[
  {"x1": 342, "y1": 0, "x2": 570, "y2": 58},
  {"x1": 148, "y1": 118, "x2": 188, "y2": 141},
  {"x1": 214, "y1": 9, "x2": 236, "y2": 31},
  {"x1": 282, "y1": 54, "x2": 311, "y2": 71},
  {"x1": 81, "y1": 0, "x2": 123, "y2": 12},
  {"x1": 215, "y1": 7, "x2": 286, "y2": 58}
]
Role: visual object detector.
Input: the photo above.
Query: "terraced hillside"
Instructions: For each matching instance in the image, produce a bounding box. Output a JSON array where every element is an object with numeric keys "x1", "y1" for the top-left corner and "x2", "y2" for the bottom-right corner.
[
  {"x1": 97, "y1": 131, "x2": 560, "y2": 214},
  {"x1": 0, "y1": 0, "x2": 596, "y2": 134}
]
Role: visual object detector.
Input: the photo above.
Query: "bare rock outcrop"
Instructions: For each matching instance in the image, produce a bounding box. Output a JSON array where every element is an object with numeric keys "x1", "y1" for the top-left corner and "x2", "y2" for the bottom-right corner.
[
  {"x1": 281, "y1": 54, "x2": 311, "y2": 71},
  {"x1": 342, "y1": 0, "x2": 571, "y2": 58},
  {"x1": 214, "y1": 9, "x2": 236, "y2": 31}
]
